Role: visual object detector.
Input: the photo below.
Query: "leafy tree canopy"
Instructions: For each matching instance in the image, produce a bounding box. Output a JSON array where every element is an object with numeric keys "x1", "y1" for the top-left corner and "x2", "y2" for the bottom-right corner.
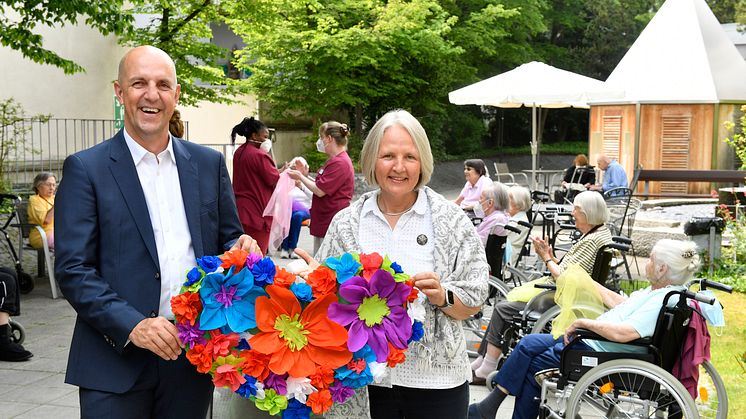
[
  {"x1": 120, "y1": 1, "x2": 248, "y2": 105},
  {"x1": 0, "y1": 0, "x2": 130, "y2": 74}
]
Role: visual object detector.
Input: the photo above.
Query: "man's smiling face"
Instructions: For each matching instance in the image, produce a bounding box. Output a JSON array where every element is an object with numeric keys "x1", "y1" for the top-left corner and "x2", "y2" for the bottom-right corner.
[{"x1": 114, "y1": 46, "x2": 180, "y2": 148}]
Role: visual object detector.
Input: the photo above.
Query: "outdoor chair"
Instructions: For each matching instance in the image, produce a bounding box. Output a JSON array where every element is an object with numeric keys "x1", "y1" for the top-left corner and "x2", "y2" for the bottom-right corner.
[
  {"x1": 12, "y1": 200, "x2": 58, "y2": 299},
  {"x1": 492, "y1": 162, "x2": 529, "y2": 187}
]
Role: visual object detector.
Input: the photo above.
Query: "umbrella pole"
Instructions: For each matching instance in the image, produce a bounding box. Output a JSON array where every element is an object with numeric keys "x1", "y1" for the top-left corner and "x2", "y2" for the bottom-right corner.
[{"x1": 531, "y1": 104, "x2": 537, "y2": 190}]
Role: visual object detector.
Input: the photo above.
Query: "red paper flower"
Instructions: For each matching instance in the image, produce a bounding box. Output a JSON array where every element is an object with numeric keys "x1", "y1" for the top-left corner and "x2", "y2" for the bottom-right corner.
[
  {"x1": 213, "y1": 356, "x2": 247, "y2": 391},
  {"x1": 205, "y1": 330, "x2": 240, "y2": 358},
  {"x1": 274, "y1": 267, "x2": 296, "y2": 288},
  {"x1": 171, "y1": 291, "x2": 202, "y2": 326},
  {"x1": 405, "y1": 279, "x2": 419, "y2": 303},
  {"x1": 307, "y1": 389, "x2": 333, "y2": 415},
  {"x1": 305, "y1": 266, "x2": 337, "y2": 298},
  {"x1": 359, "y1": 253, "x2": 383, "y2": 280},
  {"x1": 186, "y1": 343, "x2": 214, "y2": 373},
  {"x1": 220, "y1": 249, "x2": 249, "y2": 272}
]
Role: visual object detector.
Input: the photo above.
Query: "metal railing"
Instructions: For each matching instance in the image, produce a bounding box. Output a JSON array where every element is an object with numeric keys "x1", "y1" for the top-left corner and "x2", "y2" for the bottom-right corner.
[{"x1": 2, "y1": 118, "x2": 191, "y2": 191}]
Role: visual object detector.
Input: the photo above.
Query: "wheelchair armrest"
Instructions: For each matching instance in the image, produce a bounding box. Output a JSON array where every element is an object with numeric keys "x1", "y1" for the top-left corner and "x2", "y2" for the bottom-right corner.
[
  {"x1": 534, "y1": 283, "x2": 556, "y2": 290},
  {"x1": 573, "y1": 328, "x2": 653, "y2": 347}
]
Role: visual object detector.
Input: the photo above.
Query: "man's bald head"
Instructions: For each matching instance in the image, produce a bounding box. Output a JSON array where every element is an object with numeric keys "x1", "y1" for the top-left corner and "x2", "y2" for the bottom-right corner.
[
  {"x1": 596, "y1": 154, "x2": 611, "y2": 170},
  {"x1": 118, "y1": 46, "x2": 177, "y2": 85}
]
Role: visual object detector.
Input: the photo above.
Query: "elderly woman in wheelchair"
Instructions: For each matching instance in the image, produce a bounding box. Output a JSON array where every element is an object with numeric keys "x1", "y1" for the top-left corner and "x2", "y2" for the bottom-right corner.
[
  {"x1": 471, "y1": 191, "x2": 613, "y2": 380},
  {"x1": 469, "y1": 239, "x2": 706, "y2": 419}
]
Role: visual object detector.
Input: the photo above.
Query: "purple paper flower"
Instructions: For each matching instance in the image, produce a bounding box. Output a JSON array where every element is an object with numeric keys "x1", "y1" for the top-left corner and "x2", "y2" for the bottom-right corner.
[
  {"x1": 329, "y1": 379, "x2": 356, "y2": 403},
  {"x1": 328, "y1": 270, "x2": 413, "y2": 362},
  {"x1": 264, "y1": 372, "x2": 288, "y2": 395},
  {"x1": 245, "y1": 252, "x2": 262, "y2": 269},
  {"x1": 176, "y1": 320, "x2": 207, "y2": 347}
]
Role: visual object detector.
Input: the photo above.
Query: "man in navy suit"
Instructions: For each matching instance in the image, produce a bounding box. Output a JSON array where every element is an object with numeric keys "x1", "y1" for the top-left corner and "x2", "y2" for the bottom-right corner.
[{"x1": 55, "y1": 46, "x2": 260, "y2": 418}]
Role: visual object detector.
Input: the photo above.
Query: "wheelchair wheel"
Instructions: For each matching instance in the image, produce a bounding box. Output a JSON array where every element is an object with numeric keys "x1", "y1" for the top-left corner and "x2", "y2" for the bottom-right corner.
[
  {"x1": 465, "y1": 276, "x2": 511, "y2": 357},
  {"x1": 566, "y1": 359, "x2": 697, "y2": 418},
  {"x1": 9, "y1": 320, "x2": 25, "y2": 344},
  {"x1": 18, "y1": 271, "x2": 34, "y2": 294},
  {"x1": 696, "y1": 359, "x2": 727, "y2": 419},
  {"x1": 530, "y1": 305, "x2": 560, "y2": 334}
]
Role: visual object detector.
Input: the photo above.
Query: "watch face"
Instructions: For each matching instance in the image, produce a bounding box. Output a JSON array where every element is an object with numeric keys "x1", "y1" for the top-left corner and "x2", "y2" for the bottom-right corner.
[{"x1": 446, "y1": 289, "x2": 455, "y2": 306}]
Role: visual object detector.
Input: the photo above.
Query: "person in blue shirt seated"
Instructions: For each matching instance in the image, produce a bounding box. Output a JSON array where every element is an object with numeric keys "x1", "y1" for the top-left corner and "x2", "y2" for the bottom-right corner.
[
  {"x1": 587, "y1": 154, "x2": 627, "y2": 194},
  {"x1": 468, "y1": 238, "x2": 700, "y2": 419}
]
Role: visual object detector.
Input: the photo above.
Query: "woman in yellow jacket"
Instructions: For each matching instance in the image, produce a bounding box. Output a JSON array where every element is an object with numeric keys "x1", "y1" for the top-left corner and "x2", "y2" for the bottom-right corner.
[{"x1": 28, "y1": 172, "x2": 56, "y2": 250}]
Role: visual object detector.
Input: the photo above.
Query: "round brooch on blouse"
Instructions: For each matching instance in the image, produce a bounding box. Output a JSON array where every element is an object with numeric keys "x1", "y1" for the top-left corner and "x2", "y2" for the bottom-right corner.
[{"x1": 417, "y1": 234, "x2": 428, "y2": 245}]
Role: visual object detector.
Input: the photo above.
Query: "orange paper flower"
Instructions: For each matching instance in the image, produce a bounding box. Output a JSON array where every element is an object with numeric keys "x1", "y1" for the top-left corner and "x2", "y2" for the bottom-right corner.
[
  {"x1": 405, "y1": 279, "x2": 419, "y2": 303},
  {"x1": 273, "y1": 267, "x2": 296, "y2": 288},
  {"x1": 171, "y1": 291, "x2": 202, "y2": 326},
  {"x1": 250, "y1": 285, "x2": 352, "y2": 377},
  {"x1": 305, "y1": 266, "x2": 337, "y2": 298},
  {"x1": 239, "y1": 349, "x2": 271, "y2": 381},
  {"x1": 386, "y1": 344, "x2": 407, "y2": 368},
  {"x1": 307, "y1": 389, "x2": 333, "y2": 415},
  {"x1": 309, "y1": 365, "x2": 335, "y2": 390},
  {"x1": 186, "y1": 343, "x2": 214, "y2": 373},
  {"x1": 220, "y1": 249, "x2": 249, "y2": 272}
]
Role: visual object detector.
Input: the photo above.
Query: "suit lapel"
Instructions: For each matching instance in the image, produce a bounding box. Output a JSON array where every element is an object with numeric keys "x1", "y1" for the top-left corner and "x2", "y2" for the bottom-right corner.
[
  {"x1": 108, "y1": 132, "x2": 159, "y2": 268},
  {"x1": 173, "y1": 139, "x2": 204, "y2": 257}
]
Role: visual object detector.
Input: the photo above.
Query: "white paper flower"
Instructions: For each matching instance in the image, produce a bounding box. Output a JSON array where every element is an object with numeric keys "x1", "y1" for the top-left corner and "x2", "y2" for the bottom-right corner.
[
  {"x1": 253, "y1": 381, "x2": 266, "y2": 399},
  {"x1": 285, "y1": 376, "x2": 316, "y2": 403},
  {"x1": 407, "y1": 298, "x2": 426, "y2": 323},
  {"x1": 369, "y1": 361, "x2": 389, "y2": 383}
]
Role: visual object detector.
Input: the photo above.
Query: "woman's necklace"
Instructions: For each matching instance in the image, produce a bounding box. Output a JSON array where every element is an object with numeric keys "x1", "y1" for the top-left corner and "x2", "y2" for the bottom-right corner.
[{"x1": 378, "y1": 197, "x2": 415, "y2": 217}]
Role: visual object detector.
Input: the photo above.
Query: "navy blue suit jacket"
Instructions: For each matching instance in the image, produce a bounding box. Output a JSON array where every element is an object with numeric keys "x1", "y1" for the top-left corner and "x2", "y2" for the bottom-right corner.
[{"x1": 55, "y1": 131, "x2": 244, "y2": 393}]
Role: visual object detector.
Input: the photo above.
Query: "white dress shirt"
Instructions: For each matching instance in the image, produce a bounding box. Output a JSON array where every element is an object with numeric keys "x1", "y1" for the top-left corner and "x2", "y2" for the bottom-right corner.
[{"x1": 123, "y1": 129, "x2": 196, "y2": 320}]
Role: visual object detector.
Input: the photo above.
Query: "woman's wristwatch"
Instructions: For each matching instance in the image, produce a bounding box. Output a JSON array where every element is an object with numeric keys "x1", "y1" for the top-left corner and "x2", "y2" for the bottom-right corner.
[{"x1": 438, "y1": 289, "x2": 455, "y2": 308}]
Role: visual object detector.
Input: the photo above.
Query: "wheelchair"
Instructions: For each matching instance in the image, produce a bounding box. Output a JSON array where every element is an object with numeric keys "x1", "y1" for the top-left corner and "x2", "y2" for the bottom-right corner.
[
  {"x1": 535, "y1": 278, "x2": 731, "y2": 419},
  {"x1": 8, "y1": 318, "x2": 25, "y2": 344}
]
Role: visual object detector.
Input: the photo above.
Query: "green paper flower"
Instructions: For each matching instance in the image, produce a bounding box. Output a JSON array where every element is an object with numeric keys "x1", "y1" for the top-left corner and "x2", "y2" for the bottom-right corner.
[{"x1": 254, "y1": 389, "x2": 288, "y2": 415}]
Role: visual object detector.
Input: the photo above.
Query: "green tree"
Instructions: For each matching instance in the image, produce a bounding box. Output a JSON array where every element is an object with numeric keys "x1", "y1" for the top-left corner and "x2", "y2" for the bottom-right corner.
[
  {"x1": 226, "y1": 0, "x2": 545, "y2": 157},
  {"x1": 0, "y1": 98, "x2": 49, "y2": 191},
  {"x1": 119, "y1": 1, "x2": 247, "y2": 105},
  {"x1": 0, "y1": 0, "x2": 130, "y2": 74}
]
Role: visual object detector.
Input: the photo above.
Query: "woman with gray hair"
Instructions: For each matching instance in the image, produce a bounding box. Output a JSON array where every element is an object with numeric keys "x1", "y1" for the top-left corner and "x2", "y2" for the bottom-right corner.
[
  {"x1": 506, "y1": 186, "x2": 531, "y2": 266},
  {"x1": 28, "y1": 172, "x2": 56, "y2": 250},
  {"x1": 471, "y1": 191, "x2": 613, "y2": 381},
  {"x1": 469, "y1": 239, "x2": 700, "y2": 419},
  {"x1": 296, "y1": 109, "x2": 489, "y2": 419},
  {"x1": 474, "y1": 181, "x2": 511, "y2": 247}
]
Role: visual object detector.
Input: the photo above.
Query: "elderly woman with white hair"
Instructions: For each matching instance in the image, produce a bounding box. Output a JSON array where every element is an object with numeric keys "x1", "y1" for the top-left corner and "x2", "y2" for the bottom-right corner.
[
  {"x1": 506, "y1": 185, "x2": 532, "y2": 266},
  {"x1": 474, "y1": 181, "x2": 511, "y2": 247},
  {"x1": 297, "y1": 109, "x2": 489, "y2": 419},
  {"x1": 471, "y1": 191, "x2": 613, "y2": 381},
  {"x1": 469, "y1": 239, "x2": 701, "y2": 419}
]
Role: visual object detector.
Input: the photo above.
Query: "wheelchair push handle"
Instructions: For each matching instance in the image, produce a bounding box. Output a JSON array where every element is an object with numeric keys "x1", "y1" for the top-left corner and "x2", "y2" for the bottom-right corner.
[
  {"x1": 504, "y1": 224, "x2": 521, "y2": 235},
  {"x1": 681, "y1": 289, "x2": 716, "y2": 306},
  {"x1": 534, "y1": 283, "x2": 556, "y2": 290},
  {"x1": 699, "y1": 278, "x2": 733, "y2": 294}
]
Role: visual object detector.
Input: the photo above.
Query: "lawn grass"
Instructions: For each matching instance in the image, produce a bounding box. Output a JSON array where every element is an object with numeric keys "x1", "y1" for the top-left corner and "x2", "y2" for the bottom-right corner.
[{"x1": 708, "y1": 290, "x2": 746, "y2": 416}]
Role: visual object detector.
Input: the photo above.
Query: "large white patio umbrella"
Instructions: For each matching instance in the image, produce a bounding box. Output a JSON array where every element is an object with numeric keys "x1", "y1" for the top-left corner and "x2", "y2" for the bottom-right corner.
[{"x1": 448, "y1": 61, "x2": 623, "y2": 189}]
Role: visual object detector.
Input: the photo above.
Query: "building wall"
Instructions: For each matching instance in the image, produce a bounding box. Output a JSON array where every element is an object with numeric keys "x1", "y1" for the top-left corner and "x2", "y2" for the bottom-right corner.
[
  {"x1": 590, "y1": 103, "x2": 736, "y2": 195},
  {"x1": 588, "y1": 104, "x2": 637, "y2": 177}
]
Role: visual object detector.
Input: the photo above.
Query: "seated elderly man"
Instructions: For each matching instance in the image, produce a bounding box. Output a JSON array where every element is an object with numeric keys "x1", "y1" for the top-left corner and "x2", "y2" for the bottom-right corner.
[{"x1": 468, "y1": 239, "x2": 701, "y2": 419}]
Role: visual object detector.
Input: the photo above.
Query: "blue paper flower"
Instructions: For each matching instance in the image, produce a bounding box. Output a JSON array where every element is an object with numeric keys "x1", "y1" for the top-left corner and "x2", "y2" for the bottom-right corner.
[
  {"x1": 282, "y1": 398, "x2": 312, "y2": 419},
  {"x1": 199, "y1": 266, "x2": 267, "y2": 332},
  {"x1": 325, "y1": 253, "x2": 362, "y2": 283},
  {"x1": 237, "y1": 375, "x2": 260, "y2": 398},
  {"x1": 408, "y1": 320, "x2": 424, "y2": 343},
  {"x1": 237, "y1": 338, "x2": 251, "y2": 350},
  {"x1": 197, "y1": 255, "x2": 222, "y2": 273},
  {"x1": 251, "y1": 257, "x2": 276, "y2": 287},
  {"x1": 290, "y1": 283, "x2": 313, "y2": 303},
  {"x1": 184, "y1": 267, "x2": 203, "y2": 286},
  {"x1": 390, "y1": 262, "x2": 403, "y2": 273},
  {"x1": 334, "y1": 345, "x2": 375, "y2": 388}
]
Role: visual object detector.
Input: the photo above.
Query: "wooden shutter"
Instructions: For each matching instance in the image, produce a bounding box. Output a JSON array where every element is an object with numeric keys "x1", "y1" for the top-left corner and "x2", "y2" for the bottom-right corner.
[
  {"x1": 601, "y1": 115, "x2": 621, "y2": 160},
  {"x1": 659, "y1": 115, "x2": 691, "y2": 194}
]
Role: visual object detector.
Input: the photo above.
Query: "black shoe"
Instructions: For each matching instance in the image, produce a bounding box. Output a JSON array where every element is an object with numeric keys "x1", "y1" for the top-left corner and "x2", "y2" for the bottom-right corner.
[
  {"x1": 0, "y1": 324, "x2": 33, "y2": 362},
  {"x1": 0, "y1": 340, "x2": 33, "y2": 361},
  {"x1": 471, "y1": 372, "x2": 486, "y2": 386}
]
